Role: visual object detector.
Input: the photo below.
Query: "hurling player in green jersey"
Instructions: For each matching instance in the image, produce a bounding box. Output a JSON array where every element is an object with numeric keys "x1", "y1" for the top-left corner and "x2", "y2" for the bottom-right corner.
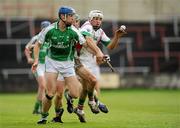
[
  {"x1": 24, "y1": 21, "x2": 51, "y2": 114},
  {"x1": 51, "y1": 14, "x2": 101, "y2": 123},
  {"x1": 32, "y1": 6, "x2": 105, "y2": 124}
]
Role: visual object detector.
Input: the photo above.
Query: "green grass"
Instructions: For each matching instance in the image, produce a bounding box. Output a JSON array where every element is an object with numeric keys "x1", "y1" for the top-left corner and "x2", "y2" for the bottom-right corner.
[{"x1": 0, "y1": 89, "x2": 179, "y2": 128}]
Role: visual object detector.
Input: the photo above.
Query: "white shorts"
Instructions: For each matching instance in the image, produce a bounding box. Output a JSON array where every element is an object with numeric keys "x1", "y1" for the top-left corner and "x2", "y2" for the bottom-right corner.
[
  {"x1": 45, "y1": 56, "x2": 76, "y2": 78},
  {"x1": 36, "y1": 63, "x2": 45, "y2": 77},
  {"x1": 57, "y1": 73, "x2": 64, "y2": 81},
  {"x1": 81, "y1": 61, "x2": 100, "y2": 80}
]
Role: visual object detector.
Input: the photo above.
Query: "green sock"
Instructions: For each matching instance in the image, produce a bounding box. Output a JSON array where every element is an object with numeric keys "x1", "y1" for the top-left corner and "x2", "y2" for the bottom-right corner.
[
  {"x1": 34, "y1": 100, "x2": 41, "y2": 111},
  {"x1": 78, "y1": 98, "x2": 85, "y2": 105},
  {"x1": 88, "y1": 91, "x2": 94, "y2": 101},
  {"x1": 55, "y1": 107, "x2": 64, "y2": 116},
  {"x1": 38, "y1": 101, "x2": 42, "y2": 112},
  {"x1": 41, "y1": 112, "x2": 49, "y2": 119},
  {"x1": 78, "y1": 98, "x2": 86, "y2": 110}
]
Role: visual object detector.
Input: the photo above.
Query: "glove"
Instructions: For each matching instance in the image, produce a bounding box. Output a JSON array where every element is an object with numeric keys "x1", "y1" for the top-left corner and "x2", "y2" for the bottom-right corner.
[{"x1": 103, "y1": 55, "x2": 110, "y2": 62}]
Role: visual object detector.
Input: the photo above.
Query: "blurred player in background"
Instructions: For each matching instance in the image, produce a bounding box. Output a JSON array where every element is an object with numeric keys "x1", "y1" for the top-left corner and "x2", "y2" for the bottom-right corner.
[
  {"x1": 73, "y1": 9, "x2": 127, "y2": 122},
  {"x1": 24, "y1": 21, "x2": 51, "y2": 114},
  {"x1": 32, "y1": 6, "x2": 104, "y2": 124}
]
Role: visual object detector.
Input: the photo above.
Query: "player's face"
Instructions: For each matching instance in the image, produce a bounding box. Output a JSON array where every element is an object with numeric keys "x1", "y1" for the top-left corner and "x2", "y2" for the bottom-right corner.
[
  {"x1": 90, "y1": 17, "x2": 102, "y2": 29},
  {"x1": 65, "y1": 14, "x2": 75, "y2": 27},
  {"x1": 73, "y1": 19, "x2": 80, "y2": 29}
]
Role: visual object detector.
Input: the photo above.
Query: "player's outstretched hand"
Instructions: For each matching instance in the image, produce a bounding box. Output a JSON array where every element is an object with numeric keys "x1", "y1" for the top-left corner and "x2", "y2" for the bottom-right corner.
[{"x1": 116, "y1": 25, "x2": 127, "y2": 37}]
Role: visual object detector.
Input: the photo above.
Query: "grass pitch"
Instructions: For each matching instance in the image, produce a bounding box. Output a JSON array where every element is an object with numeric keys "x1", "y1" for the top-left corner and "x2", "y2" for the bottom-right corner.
[{"x1": 0, "y1": 89, "x2": 179, "y2": 128}]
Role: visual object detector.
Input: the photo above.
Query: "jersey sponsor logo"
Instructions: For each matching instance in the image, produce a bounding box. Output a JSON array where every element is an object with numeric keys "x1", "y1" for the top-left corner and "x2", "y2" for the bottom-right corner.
[
  {"x1": 66, "y1": 36, "x2": 70, "y2": 42},
  {"x1": 59, "y1": 36, "x2": 64, "y2": 38},
  {"x1": 51, "y1": 42, "x2": 70, "y2": 48},
  {"x1": 52, "y1": 36, "x2": 57, "y2": 39}
]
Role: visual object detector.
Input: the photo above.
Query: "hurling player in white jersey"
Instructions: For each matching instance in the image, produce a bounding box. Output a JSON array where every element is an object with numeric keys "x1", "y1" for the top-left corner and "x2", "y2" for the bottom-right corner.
[
  {"x1": 74, "y1": 10, "x2": 127, "y2": 120},
  {"x1": 24, "y1": 21, "x2": 51, "y2": 114},
  {"x1": 32, "y1": 6, "x2": 104, "y2": 124}
]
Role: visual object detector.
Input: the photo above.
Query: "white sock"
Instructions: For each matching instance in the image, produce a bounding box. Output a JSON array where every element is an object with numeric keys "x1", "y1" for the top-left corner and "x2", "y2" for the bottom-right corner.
[
  {"x1": 77, "y1": 108, "x2": 84, "y2": 114},
  {"x1": 88, "y1": 100, "x2": 96, "y2": 105}
]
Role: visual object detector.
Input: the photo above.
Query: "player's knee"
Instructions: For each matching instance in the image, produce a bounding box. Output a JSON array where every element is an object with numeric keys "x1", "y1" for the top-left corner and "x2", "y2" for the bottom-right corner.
[
  {"x1": 69, "y1": 91, "x2": 79, "y2": 99},
  {"x1": 90, "y1": 76, "x2": 97, "y2": 87},
  {"x1": 39, "y1": 84, "x2": 45, "y2": 90},
  {"x1": 56, "y1": 93, "x2": 63, "y2": 99}
]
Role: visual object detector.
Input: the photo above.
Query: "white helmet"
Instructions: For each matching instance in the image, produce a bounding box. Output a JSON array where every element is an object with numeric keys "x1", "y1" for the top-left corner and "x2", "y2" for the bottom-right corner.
[{"x1": 89, "y1": 10, "x2": 103, "y2": 20}]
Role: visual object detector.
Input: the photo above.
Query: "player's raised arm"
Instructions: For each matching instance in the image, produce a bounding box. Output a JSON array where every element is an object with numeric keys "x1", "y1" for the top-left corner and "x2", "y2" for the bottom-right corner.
[{"x1": 107, "y1": 25, "x2": 127, "y2": 50}]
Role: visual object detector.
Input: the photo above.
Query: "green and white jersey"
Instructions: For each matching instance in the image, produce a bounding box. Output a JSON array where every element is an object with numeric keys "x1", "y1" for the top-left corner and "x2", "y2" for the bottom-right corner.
[
  {"x1": 81, "y1": 21, "x2": 111, "y2": 46},
  {"x1": 25, "y1": 34, "x2": 38, "y2": 52},
  {"x1": 38, "y1": 41, "x2": 49, "y2": 64},
  {"x1": 79, "y1": 21, "x2": 111, "y2": 64},
  {"x1": 38, "y1": 21, "x2": 86, "y2": 61},
  {"x1": 25, "y1": 33, "x2": 49, "y2": 64}
]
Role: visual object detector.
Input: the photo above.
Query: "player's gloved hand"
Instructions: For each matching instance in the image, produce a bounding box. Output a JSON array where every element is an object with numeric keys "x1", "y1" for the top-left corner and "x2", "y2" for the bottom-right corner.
[{"x1": 103, "y1": 55, "x2": 110, "y2": 62}]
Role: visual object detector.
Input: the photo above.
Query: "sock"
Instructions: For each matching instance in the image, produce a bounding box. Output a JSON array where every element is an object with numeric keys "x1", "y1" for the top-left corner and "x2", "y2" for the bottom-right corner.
[
  {"x1": 94, "y1": 95, "x2": 100, "y2": 105},
  {"x1": 88, "y1": 100, "x2": 95, "y2": 105},
  {"x1": 87, "y1": 91, "x2": 94, "y2": 101},
  {"x1": 77, "y1": 108, "x2": 84, "y2": 114},
  {"x1": 34, "y1": 100, "x2": 41, "y2": 111},
  {"x1": 55, "y1": 107, "x2": 64, "y2": 116},
  {"x1": 77, "y1": 98, "x2": 85, "y2": 110},
  {"x1": 41, "y1": 112, "x2": 49, "y2": 120},
  {"x1": 38, "y1": 101, "x2": 42, "y2": 112},
  {"x1": 68, "y1": 93, "x2": 72, "y2": 100},
  {"x1": 65, "y1": 90, "x2": 72, "y2": 100}
]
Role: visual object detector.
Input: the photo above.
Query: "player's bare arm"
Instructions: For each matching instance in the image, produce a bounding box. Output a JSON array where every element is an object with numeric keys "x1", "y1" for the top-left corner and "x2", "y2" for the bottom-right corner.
[
  {"x1": 82, "y1": 36, "x2": 105, "y2": 64},
  {"x1": 31, "y1": 41, "x2": 41, "y2": 72},
  {"x1": 24, "y1": 47, "x2": 34, "y2": 64},
  {"x1": 107, "y1": 25, "x2": 127, "y2": 50}
]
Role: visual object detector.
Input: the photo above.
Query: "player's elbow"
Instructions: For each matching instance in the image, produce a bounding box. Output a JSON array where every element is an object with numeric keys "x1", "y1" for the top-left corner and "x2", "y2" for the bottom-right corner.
[{"x1": 107, "y1": 44, "x2": 114, "y2": 50}]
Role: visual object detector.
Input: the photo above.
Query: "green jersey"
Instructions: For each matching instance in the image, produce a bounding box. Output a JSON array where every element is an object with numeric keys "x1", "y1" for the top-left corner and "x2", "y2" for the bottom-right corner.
[
  {"x1": 38, "y1": 22, "x2": 86, "y2": 61},
  {"x1": 38, "y1": 41, "x2": 49, "y2": 64}
]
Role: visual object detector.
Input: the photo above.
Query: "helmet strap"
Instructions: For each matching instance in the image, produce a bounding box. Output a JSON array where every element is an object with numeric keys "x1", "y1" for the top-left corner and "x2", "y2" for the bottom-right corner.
[{"x1": 59, "y1": 14, "x2": 71, "y2": 28}]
